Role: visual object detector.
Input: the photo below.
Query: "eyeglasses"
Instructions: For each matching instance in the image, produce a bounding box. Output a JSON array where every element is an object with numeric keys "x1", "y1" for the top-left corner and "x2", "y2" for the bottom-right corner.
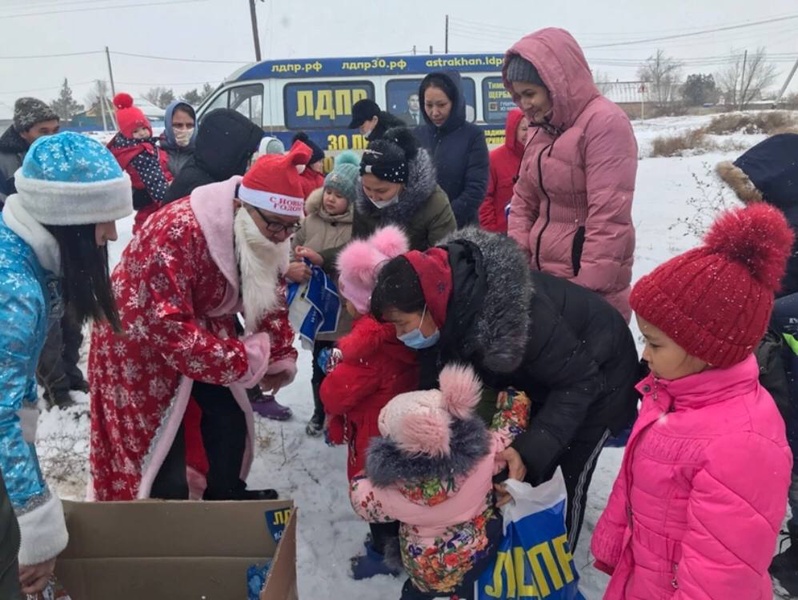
[{"x1": 250, "y1": 206, "x2": 301, "y2": 234}]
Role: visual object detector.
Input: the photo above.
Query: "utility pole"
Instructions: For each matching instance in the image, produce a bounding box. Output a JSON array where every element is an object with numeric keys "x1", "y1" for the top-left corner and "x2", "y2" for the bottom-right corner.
[
  {"x1": 412, "y1": 45, "x2": 417, "y2": 56},
  {"x1": 429, "y1": 45, "x2": 434, "y2": 55},
  {"x1": 248, "y1": 0, "x2": 262, "y2": 62},
  {"x1": 738, "y1": 49, "x2": 748, "y2": 111},
  {"x1": 775, "y1": 56, "x2": 798, "y2": 106},
  {"x1": 445, "y1": 15, "x2": 449, "y2": 54},
  {"x1": 105, "y1": 46, "x2": 116, "y2": 97}
]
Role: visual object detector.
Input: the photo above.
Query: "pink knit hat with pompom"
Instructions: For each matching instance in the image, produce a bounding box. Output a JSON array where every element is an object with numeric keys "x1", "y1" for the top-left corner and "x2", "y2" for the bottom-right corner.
[
  {"x1": 336, "y1": 225, "x2": 409, "y2": 313},
  {"x1": 378, "y1": 364, "x2": 482, "y2": 456}
]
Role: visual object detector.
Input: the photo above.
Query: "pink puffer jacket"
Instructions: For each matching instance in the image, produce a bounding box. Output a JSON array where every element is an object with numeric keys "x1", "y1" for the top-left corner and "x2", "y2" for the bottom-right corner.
[
  {"x1": 503, "y1": 28, "x2": 637, "y2": 322},
  {"x1": 591, "y1": 355, "x2": 791, "y2": 599}
]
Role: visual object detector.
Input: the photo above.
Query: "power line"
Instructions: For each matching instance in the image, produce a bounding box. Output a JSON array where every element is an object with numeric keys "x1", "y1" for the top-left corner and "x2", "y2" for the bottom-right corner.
[
  {"x1": 583, "y1": 13, "x2": 798, "y2": 49},
  {"x1": 0, "y1": 51, "x2": 103, "y2": 60},
  {"x1": 111, "y1": 51, "x2": 249, "y2": 64},
  {"x1": 0, "y1": 0, "x2": 208, "y2": 19}
]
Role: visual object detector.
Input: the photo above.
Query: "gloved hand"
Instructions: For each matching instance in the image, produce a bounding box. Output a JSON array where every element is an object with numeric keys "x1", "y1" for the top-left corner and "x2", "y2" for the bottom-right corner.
[{"x1": 317, "y1": 347, "x2": 343, "y2": 374}]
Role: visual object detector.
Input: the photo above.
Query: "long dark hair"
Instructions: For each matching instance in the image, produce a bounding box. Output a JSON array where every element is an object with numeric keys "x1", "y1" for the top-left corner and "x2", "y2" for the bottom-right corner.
[
  {"x1": 370, "y1": 256, "x2": 426, "y2": 319},
  {"x1": 45, "y1": 224, "x2": 122, "y2": 332}
]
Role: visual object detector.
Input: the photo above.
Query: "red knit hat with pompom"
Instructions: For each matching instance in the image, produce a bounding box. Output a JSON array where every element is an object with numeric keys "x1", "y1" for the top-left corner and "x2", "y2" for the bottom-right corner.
[
  {"x1": 113, "y1": 92, "x2": 151, "y2": 138},
  {"x1": 631, "y1": 203, "x2": 794, "y2": 367}
]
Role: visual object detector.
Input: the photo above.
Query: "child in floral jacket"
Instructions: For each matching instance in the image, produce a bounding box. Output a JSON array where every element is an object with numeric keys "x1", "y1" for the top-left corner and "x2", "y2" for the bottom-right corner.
[{"x1": 350, "y1": 364, "x2": 530, "y2": 599}]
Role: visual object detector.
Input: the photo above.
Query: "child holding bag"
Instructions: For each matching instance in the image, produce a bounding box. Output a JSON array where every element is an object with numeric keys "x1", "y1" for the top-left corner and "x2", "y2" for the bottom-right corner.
[{"x1": 591, "y1": 203, "x2": 794, "y2": 599}]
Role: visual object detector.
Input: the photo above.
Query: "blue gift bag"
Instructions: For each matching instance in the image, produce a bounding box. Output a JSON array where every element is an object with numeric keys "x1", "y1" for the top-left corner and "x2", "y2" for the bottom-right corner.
[{"x1": 477, "y1": 469, "x2": 586, "y2": 600}]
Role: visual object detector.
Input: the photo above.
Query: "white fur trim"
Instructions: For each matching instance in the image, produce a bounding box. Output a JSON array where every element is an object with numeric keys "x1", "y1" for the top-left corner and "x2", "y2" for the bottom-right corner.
[
  {"x1": 17, "y1": 406, "x2": 39, "y2": 444},
  {"x1": 3, "y1": 195, "x2": 61, "y2": 274},
  {"x1": 238, "y1": 185, "x2": 304, "y2": 217},
  {"x1": 17, "y1": 491, "x2": 68, "y2": 566},
  {"x1": 237, "y1": 333, "x2": 272, "y2": 388},
  {"x1": 14, "y1": 167, "x2": 133, "y2": 226}
]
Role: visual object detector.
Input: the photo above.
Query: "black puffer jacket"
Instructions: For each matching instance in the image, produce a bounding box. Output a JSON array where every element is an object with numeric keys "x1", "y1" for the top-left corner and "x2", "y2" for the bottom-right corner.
[
  {"x1": 0, "y1": 126, "x2": 28, "y2": 207},
  {"x1": 419, "y1": 227, "x2": 639, "y2": 485},
  {"x1": 415, "y1": 71, "x2": 489, "y2": 227},
  {"x1": 164, "y1": 108, "x2": 263, "y2": 202}
]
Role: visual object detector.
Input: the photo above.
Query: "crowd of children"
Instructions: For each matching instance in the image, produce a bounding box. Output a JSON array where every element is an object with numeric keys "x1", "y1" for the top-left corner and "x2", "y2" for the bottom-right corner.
[{"x1": 2, "y1": 28, "x2": 798, "y2": 600}]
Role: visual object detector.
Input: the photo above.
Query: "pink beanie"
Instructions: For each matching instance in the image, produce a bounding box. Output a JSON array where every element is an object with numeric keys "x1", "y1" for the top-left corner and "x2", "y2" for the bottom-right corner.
[
  {"x1": 378, "y1": 364, "x2": 482, "y2": 456},
  {"x1": 336, "y1": 225, "x2": 409, "y2": 313}
]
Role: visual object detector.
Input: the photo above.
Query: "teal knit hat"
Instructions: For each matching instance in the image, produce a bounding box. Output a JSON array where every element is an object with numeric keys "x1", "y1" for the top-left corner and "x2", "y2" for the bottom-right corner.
[
  {"x1": 14, "y1": 132, "x2": 133, "y2": 225},
  {"x1": 324, "y1": 151, "x2": 360, "y2": 205}
]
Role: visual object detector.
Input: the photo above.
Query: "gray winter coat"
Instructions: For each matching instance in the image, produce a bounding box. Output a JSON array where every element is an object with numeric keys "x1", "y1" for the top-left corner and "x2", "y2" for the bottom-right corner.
[{"x1": 0, "y1": 126, "x2": 27, "y2": 207}]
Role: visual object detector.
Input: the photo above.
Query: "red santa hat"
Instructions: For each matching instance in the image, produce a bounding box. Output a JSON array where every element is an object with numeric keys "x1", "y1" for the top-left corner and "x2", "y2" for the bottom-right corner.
[
  {"x1": 113, "y1": 93, "x2": 151, "y2": 138},
  {"x1": 238, "y1": 140, "x2": 312, "y2": 217}
]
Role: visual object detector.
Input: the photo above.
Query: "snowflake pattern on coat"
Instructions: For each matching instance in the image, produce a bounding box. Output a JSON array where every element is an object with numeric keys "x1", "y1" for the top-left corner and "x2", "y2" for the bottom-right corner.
[{"x1": 88, "y1": 199, "x2": 295, "y2": 500}]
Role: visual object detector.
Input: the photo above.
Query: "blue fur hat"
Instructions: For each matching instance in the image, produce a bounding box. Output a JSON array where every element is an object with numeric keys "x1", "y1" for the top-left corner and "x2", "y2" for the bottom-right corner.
[{"x1": 13, "y1": 132, "x2": 133, "y2": 225}]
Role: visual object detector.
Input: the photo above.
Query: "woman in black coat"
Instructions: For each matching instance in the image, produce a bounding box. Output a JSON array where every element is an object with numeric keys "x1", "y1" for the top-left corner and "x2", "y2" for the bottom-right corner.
[
  {"x1": 370, "y1": 227, "x2": 639, "y2": 550},
  {"x1": 164, "y1": 108, "x2": 263, "y2": 203},
  {"x1": 415, "y1": 71, "x2": 489, "y2": 227}
]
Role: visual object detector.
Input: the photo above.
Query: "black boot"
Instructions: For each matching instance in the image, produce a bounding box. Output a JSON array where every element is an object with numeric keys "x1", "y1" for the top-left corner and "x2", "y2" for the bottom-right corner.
[
  {"x1": 305, "y1": 383, "x2": 325, "y2": 437},
  {"x1": 771, "y1": 521, "x2": 798, "y2": 596}
]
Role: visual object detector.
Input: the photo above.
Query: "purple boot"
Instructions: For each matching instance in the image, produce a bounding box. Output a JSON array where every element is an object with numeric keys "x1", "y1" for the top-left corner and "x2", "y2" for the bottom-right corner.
[{"x1": 250, "y1": 393, "x2": 293, "y2": 421}]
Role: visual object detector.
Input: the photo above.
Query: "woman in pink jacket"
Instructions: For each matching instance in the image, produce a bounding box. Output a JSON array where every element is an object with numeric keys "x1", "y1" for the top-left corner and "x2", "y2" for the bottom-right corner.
[
  {"x1": 591, "y1": 203, "x2": 793, "y2": 599},
  {"x1": 503, "y1": 28, "x2": 637, "y2": 322},
  {"x1": 350, "y1": 364, "x2": 530, "y2": 599}
]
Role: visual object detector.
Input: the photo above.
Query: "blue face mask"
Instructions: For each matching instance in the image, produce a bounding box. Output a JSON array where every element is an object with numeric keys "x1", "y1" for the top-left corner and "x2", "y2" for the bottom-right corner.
[{"x1": 398, "y1": 306, "x2": 440, "y2": 350}]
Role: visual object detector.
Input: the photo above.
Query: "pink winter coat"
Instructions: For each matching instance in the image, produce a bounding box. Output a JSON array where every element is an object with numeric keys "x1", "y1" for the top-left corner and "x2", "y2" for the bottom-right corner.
[
  {"x1": 503, "y1": 29, "x2": 637, "y2": 322},
  {"x1": 591, "y1": 355, "x2": 791, "y2": 599}
]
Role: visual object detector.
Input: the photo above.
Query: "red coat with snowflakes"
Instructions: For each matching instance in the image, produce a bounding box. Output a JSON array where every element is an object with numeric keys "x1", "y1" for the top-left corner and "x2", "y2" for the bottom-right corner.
[
  {"x1": 88, "y1": 176, "x2": 297, "y2": 501},
  {"x1": 320, "y1": 316, "x2": 419, "y2": 480}
]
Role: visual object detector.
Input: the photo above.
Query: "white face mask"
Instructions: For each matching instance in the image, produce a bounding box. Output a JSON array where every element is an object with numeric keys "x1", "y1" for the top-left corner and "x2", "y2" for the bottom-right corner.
[
  {"x1": 362, "y1": 128, "x2": 372, "y2": 140},
  {"x1": 369, "y1": 194, "x2": 399, "y2": 210},
  {"x1": 174, "y1": 127, "x2": 194, "y2": 147}
]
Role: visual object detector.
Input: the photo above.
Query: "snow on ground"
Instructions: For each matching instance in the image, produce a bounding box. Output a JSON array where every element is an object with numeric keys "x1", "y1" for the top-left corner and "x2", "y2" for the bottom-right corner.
[{"x1": 35, "y1": 117, "x2": 781, "y2": 599}]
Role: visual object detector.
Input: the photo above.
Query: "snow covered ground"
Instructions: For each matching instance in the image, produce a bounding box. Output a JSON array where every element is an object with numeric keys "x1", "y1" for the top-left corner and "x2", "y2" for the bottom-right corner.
[{"x1": 36, "y1": 114, "x2": 790, "y2": 599}]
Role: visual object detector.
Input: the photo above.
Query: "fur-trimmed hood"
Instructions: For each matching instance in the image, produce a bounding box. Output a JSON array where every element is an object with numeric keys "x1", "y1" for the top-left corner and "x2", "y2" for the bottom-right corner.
[
  {"x1": 304, "y1": 187, "x2": 353, "y2": 225},
  {"x1": 365, "y1": 416, "x2": 489, "y2": 491},
  {"x1": 338, "y1": 315, "x2": 415, "y2": 365},
  {"x1": 355, "y1": 148, "x2": 437, "y2": 226},
  {"x1": 717, "y1": 133, "x2": 798, "y2": 211},
  {"x1": 441, "y1": 227, "x2": 533, "y2": 374}
]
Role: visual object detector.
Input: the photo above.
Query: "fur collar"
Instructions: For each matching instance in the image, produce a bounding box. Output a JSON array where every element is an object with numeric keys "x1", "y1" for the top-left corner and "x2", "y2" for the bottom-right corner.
[
  {"x1": 365, "y1": 417, "x2": 489, "y2": 488},
  {"x1": 2, "y1": 195, "x2": 60, "y2": 274},
  {"x1": 305, "y1": 187, "x2": 353, "y2": 225},
  {"x1": 354, "y1": 148, "x2": 437, "y2": 226},
  {"x1": 442, "y1": 227, "x2": 534, "y2": 373}
]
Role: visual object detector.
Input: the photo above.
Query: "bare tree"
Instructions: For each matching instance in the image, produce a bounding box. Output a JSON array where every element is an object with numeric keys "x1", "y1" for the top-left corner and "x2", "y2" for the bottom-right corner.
[
  {"x1": 143, "y1": 86, "x2": 176, "y2": 109},
  {"x1": 84, "y1": 79, "x2": 110, "y2": 111},
  {"x1": 593, "y1": 69, "x2": 613, "y2": 96},
  {"x1": 716, "y1": 48, "x2": 779, "y2": 110},
  {"x1": 637, "y1": 50, "x2": 683, "y2": 106}
]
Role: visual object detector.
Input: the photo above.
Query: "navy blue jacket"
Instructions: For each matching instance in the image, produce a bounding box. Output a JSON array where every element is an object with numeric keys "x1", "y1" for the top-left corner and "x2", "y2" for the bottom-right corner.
[{"x1": 415, "y1": 71, "x2": 489, "y2": 227}]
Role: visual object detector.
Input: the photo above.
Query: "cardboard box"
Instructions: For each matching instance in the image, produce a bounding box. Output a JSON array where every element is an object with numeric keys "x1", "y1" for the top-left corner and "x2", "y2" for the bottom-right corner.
[{"x1": 55, "y1": 499, "x2": 297, "y2": 600}]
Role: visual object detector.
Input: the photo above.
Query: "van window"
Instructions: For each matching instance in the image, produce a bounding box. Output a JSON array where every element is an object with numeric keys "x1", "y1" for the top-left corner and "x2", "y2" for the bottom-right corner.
[
  {"x1": 284, "y1": 81, "x2": 373, "y2": 130},
  {"x1": 230, "y1": 84, "x2": 264, "y2": 126},
  {"x1": 482, "y1": 77, "x2": 515, "y2": 124},
  {"x1": 202, "y1": 84, "x2": 264, "y2": 127},
  {"x1": 399, "y1": 77, "x2": 477, "y2": 123}
]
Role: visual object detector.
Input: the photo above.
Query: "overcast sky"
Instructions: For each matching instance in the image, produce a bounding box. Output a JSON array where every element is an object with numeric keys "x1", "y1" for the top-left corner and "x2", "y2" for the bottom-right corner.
[{"x1": 1, "y1": 0, "x2": 797, "y2": 118}]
